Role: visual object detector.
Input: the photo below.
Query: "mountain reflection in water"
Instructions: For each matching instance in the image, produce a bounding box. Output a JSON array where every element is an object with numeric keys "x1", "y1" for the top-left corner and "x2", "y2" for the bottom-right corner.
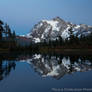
[
  {"x1": 0, "y1": 53, "x2": 92, "y2": 81},
  {"x1": 30, "y1": 54, "x2": 92, "y2": 79}
]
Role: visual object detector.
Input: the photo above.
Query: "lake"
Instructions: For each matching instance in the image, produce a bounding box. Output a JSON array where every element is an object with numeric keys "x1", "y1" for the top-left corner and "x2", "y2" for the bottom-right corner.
[{"x1": 0, "y1": 53, "x2": 92, "y2": 92}]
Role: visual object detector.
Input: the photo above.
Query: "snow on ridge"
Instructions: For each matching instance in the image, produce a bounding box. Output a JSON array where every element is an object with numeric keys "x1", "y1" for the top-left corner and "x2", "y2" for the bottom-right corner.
[
  {"x1": 44, "y1": 25, "x2": 51, "y2": 33},
  {"x1": 39, "y1": 22, "x2": 43, "y2": 27},
  {"x1": 62, "y1": 57, "x2": 70, "y2": 69},
  {"x1": 33, "y1": 38, "x2": 41, "y2": 43},
  {"x1": 46, "y1": 65, "x2": 60, "y2": 76},
  {"x1": 74, "y1": 25, "x2": 80, "y2": 29},
  {"x1": 20, "y1": 35, "x2": 25, "y2": 37},
  {"x1": 61, "y1": 26, "x2": 70, "y2": 40},
  {"x1": 33, "y1": 54, "x2": 41, "y2": 59},
  {"x1": 26, "y1": 33, "x2": 33, "y2": 38},
  {"x1": 42, "y1": 20, "x2": 60, "y2": 31}
]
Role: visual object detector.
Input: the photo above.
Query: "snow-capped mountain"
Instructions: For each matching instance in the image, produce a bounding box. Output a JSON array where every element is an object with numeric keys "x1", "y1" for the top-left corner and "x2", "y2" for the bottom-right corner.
[{"x1": 26, "y1": 17, "x2": 92, "y2": 43}]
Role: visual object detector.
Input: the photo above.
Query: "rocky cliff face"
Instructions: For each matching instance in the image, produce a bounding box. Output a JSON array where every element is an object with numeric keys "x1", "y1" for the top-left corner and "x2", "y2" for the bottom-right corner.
[{"x1": 26, "y1": 17, "x2": 92, "y2": 43}]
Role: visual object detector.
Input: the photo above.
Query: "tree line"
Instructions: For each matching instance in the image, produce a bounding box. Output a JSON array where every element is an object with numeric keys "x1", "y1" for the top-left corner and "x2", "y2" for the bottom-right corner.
[{"x1": 0, "y1": 20, "x2": 16, "y2": 50}]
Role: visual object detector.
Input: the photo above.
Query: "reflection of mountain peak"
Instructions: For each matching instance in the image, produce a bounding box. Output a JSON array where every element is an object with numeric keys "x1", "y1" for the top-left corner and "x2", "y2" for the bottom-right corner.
[
  {"x1": 1, "y1": 54, "x2": 92, "y2": 80},
  {"x1": 29, "y1": 54, "x2": 92, "y2": 79}
]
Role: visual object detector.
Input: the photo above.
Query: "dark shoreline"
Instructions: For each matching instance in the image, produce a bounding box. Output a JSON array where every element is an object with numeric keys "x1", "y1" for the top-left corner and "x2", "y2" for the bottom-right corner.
[
  {"x1": 0, "y1": 49, "x2": 92, "y2": 56},
  {"x1": 39, "y1": 49, "x2": 92, "y2": 55}
]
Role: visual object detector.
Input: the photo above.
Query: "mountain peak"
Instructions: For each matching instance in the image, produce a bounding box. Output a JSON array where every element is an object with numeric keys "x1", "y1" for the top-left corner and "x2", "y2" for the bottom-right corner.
[
  {"x1": 53, "y1": 16, "x2": 64, "y2": 21},
  {"x1": 26, "y1": 17, "x2": 92, "y2": 43}
]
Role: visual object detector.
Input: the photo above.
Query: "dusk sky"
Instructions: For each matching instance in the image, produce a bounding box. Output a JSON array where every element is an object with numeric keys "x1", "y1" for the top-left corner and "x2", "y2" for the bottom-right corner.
[{"x1": 0, "y1": 0, "x2": 92, "y2": 35}]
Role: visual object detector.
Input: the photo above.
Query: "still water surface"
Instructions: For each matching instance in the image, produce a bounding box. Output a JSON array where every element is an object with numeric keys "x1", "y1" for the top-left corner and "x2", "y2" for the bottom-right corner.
[{"x1": 0, "y1": 53, "x2": 92, "y2": 92}]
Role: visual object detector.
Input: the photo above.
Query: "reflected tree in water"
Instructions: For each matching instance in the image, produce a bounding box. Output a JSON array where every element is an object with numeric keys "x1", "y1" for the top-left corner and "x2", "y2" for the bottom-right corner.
[{"x1": 0, "y1": 56, "x2": 16, "y2": 81}]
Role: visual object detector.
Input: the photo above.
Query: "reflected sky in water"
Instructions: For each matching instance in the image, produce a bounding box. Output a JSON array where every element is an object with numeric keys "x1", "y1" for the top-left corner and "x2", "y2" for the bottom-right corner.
[{"x1": 0, "y1": 53, "x2": 92, "y2": 92}]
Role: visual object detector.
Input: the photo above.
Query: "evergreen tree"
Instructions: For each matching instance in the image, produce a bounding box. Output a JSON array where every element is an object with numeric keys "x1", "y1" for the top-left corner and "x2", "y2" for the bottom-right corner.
[
  {"x1": 69, "y1": 27, "x2": 75, "y2": 44},
  {"x1": 8, "y1": 27, "x2": 12, "y2": 38},
  {"x1": 58, "y1": 36, "x2": 63, "y2": 46},
  {"x1": 0, "y1": 20, "x2": 4, "y2": 40},
  {"x1": 4, "y1": 23, "x2": 9, "y2": 37},
  {"x1": 12, "y1": 30, "x2": 16, "y2": 39}
]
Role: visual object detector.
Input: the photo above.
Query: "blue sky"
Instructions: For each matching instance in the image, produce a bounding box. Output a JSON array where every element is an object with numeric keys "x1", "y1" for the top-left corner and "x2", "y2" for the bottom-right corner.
[{"x1": 0, "y1": 0, "x2": 92, "y2": 35}]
